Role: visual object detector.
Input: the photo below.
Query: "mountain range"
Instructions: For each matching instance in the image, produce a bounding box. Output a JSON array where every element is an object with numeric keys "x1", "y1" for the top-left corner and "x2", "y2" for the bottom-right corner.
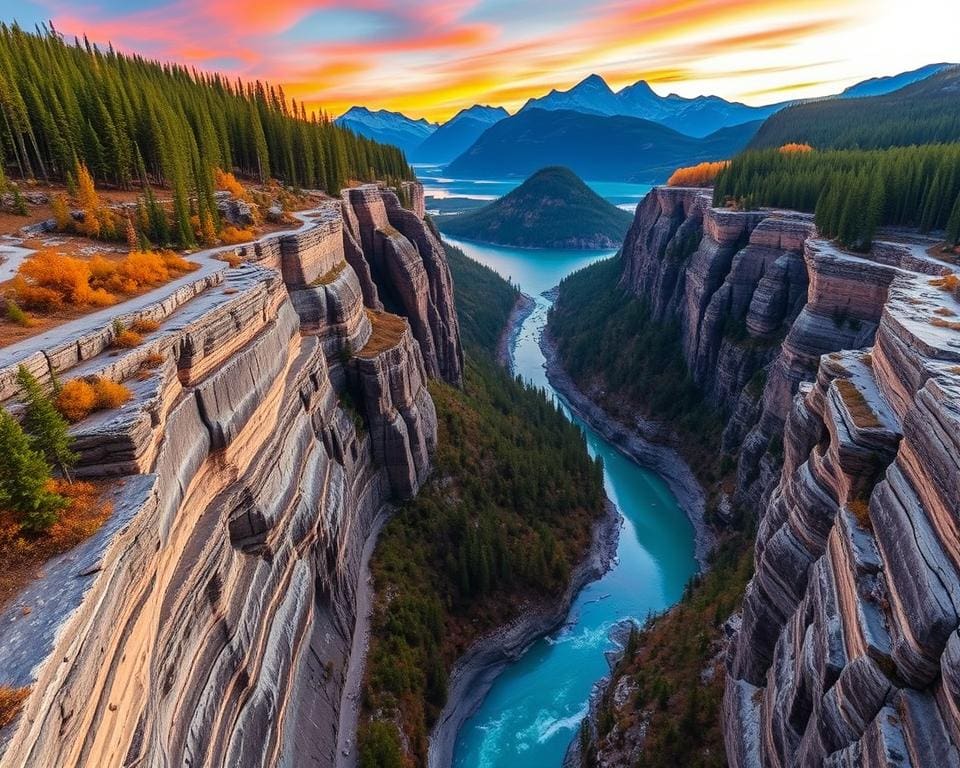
[
  {"x1": 335, "y1": 63, "x2": 955, "y2": 181},
  {"x1": 445, "y1": 110, "x2": 759, "y2": 182}
]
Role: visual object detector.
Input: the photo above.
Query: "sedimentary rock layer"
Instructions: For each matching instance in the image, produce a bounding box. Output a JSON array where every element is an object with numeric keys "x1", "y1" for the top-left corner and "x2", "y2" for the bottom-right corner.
[
  {"x1": 0, "y1": 183, "x2": 456, "y2": 768},
  {"x1": 599, "y1": 186, "x2": 960, "y2": 767}
]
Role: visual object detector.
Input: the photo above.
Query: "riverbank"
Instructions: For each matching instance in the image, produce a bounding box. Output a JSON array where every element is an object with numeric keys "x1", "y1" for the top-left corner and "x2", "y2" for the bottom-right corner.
[
  {"x1": 427, "y1": 497, "x2": 621, "y2": 768},
  {"x1": 495, "y1": 292, "x2": 535, "y2": 370},
  {"x1": 540, "y1": 328, "x2": 713, "y2": 571}
]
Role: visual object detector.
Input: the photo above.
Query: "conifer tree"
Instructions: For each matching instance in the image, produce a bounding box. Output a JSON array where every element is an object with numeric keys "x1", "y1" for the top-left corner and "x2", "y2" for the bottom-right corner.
[
  {"x1": 16, "y1": 366, "x2": 77, "y2": 481},
  {"x1": 0, "y1": 409, "x2": 67, "y2": 532}
]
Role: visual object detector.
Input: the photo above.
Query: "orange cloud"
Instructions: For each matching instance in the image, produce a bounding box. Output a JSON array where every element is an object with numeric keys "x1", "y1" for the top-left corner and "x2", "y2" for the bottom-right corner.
[{"x1": 31, "y1": 0, "x2": 954, "y2": 123}]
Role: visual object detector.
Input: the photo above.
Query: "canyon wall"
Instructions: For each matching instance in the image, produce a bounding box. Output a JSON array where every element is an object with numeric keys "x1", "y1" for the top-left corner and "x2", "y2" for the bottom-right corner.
[
  {"x1": 0, "y1": 184, "x2": 460, "y2": 768},
  {"x1": 606, "y1": 186, "x2": 960, "y2": 766}
]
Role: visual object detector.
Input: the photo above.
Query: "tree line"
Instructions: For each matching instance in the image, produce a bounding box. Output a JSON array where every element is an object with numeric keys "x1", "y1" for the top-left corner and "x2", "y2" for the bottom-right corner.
[
  {"x1": 0, "y1": 24, "x2": 413, "y2": 244},
  {"x1": 712, "y1": 145, "x2": 960, "y2": 250},
  {"x1": 750, "y1": 66, "x2": 960, "y2": 151}
]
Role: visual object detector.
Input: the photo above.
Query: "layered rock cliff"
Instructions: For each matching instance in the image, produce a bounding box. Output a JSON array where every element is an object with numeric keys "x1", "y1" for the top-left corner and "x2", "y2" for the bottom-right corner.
[
  {"x1": 557, "y1": 185, "x2": 960, "y2": 767},
  {"x1": 0, "y1": 183, "x2": 461, "y2": 768}
]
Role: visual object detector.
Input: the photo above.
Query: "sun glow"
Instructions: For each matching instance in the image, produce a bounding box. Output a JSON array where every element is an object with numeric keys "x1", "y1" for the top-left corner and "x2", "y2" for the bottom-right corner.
[{"x1": 9, "y1": 0, "x2": 960, "y2": 121}]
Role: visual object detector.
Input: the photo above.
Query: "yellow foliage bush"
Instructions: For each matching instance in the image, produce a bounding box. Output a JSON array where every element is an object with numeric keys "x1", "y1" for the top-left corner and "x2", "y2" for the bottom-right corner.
[
  {"x1": 14, "y1": 251, "x2": 116, "y2": 311},
  {"x1": 55, "y1": 377, "x2": 132, "y2": 421},
  {"x1": 56, "y1": 379, "x2": 97, "y2": 422},
  {"x1": 779, "y1": 143, "x2": 814, "y2": 153},
  {"x1": 220, "y1": 226, "x2": 255, "y2": 245},
  {"x1": 667, "y1": 161, "x2": 730, "y2": 187},
  {"x1": 214, "y1": 168, "x2": 249, "y2": 201},
  {"x1": 93, "y1": 378, "x2": 132, "y2": 409},
  {"x1": 130, "y1": 318, "x2": 160, "y2": 333},
  {"x1": 112, "y1": 329, "x2": 143, "y2": 348}
]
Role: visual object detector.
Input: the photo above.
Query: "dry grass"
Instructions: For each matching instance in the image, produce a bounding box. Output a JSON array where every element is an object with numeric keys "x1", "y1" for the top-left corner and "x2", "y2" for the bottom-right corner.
[
  {"x1": 848, "y1": 498, "x2": 872, "y2": 529},
  {"x1": 0, "y1": 480, "x2": 113, "y2": 610},
  {"x1": 930, "y1": 274, "x2": 960, "y2": 294},
  {"x1": 139, "y1": 352, "x2": 165, "y2": 370},
  {"x1": 0, "y1": 686, "x2": 30, "y2": 729},
  {"x1": 931, "y1": 317, "x2": 960, "y2": 331},
  {"x1": 835, "y1": 378, "x2": 882, "y2": 429},
  {"x1": 112, "y1": 328, "x2": 143, "y2": 349},
  {"x1": 130, "y1": 318, "x2": 160, "y2": 334},
  {"x1": 217, "y1": 251, "x2": 244, "y2": 268},
  {"x1": 357, "y1": 310, "x2": 407, "y2": 358},
  {"x1": 311, "y1": 260, "x2": 348, "y2": 286}
]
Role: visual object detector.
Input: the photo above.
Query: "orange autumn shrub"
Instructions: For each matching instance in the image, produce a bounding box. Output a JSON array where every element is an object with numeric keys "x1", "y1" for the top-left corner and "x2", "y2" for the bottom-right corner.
[
  {"x1": 13, "y1": 251, "x2": 116, "y2": 311},
  {"x1": 112, "y1": 329, "x2": 143, "y2": 348},
  {"x1": 220, "y1": 226, "x2": 255, "y2": 245},
  {"x1": 160, "y1": 251, "x2": 196, "y2": 273},
  {"x1": 214, "y1": 168, "x2": 250, "y2": 201},
  {"x1": 779, "y1": 142, "x2": 814, "y2": 153},
  {"x1": 93, "y1": 378, "x2": 132, "y2": 409},
  {"x1": 667, "y1": 160, "x2": 730, "y2": 187},
  {"x1": 90, "y1": 251, "x2": 197, "y2": 294},
  {"x1": 55, "y1": 377, "x2": 131, "y2": 421},
  {"x1": 130, "y1": 318, "x2": 160, "y2": 333},
  {"x1": 56, "y1": 379, "x2": 97, "y2": 422}
]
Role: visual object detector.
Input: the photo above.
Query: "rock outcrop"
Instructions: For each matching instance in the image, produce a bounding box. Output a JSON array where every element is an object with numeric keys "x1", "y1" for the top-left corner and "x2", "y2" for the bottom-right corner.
[
  {"x1": 342, "y1": 185, "x2": 462, "y2": 385},
  {"x1": 0, "y1": 183, "x2": 457, "y2": 768},
  {"x1": 573, "y1": 185, "x2": 960, "y2": 767}
]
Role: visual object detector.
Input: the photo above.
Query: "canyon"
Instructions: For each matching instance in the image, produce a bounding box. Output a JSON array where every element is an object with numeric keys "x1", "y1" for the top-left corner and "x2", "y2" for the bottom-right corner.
[
  {"x1": 551, "y1": 185, "x2": 960, "y2": 767},
  {"x1": 0, "y1": 182, "x2": 462, "y2": 768}
]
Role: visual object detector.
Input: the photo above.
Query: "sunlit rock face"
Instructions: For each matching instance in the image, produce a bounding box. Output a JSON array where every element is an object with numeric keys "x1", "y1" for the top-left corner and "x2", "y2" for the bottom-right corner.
[
  {"x1": 619, "y1": 186, "x2": 960, "y2": 767},
  {"x1": 0, "y1": 183, "x2": 455, "y2": 768}
]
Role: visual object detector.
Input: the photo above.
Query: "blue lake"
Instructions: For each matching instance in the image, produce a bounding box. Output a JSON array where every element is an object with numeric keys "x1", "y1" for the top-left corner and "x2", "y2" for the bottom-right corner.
[
  {"x1": 442, "y1": 235, "x2": 698, "y2": 768},
  {"x1": 415, "y1": 164, "x2": 651, "y2": 210}
]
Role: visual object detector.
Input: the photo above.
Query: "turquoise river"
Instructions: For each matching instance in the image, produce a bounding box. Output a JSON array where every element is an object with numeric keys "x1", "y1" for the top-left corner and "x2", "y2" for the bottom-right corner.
[{"x1": 442, "y1": 228, "x2": 699, "y2": 768}]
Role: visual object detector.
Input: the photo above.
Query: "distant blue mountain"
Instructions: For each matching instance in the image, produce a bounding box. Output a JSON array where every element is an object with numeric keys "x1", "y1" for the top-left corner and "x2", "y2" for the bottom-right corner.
[
  {"x1": 445, "y1": 108, "x2": 760, "y2": 182},
  {"x1": 838, "y1": 63, "x2": 952, "y2": 98},
  {"x1": 519, "y1": 74, "x2": 783, "y2": 138},
  {"x1": 411, "y1": 105, "x2": 508, "y2": 164},
  {"x1": 334, "y1": 107, "x2": 437, "y2": 155}
]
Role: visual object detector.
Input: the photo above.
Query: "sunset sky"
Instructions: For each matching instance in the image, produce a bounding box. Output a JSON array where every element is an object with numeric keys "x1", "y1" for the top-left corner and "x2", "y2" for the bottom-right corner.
[{"x1": 9, "y1": 0, "x2": 960, "y2": 122}]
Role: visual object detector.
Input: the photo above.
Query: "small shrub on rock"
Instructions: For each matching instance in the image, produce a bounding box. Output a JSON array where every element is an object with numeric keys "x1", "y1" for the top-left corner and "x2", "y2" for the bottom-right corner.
[
  {"x1": 93, "y1": 378, "x2": 132, "y2": 409},
  {"x1": 55, "y1": 379, "x2": 97, "y2": 422}
]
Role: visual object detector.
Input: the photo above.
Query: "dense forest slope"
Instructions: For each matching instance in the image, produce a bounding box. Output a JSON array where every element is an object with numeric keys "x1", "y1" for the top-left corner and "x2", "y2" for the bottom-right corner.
[
  {"x1": 437, "y1": 166, "x2": 633, "y2": 248},
  {"x1": 357, "y1": 242, "x2": 607, "y2": 767},
  {"x1": 713, "y1": 144, "x2": 960, "y2": 250},
  {"x1": 548, "y1": 184, "x2": 960, "y2": 768},
  {"x1": 445, "y1": 108, "x2": 759, "y2": 182},
  {"x1": 0, "y1": 25, "x2": 411, "y2": 246},
  {"x1": 749, "y1": 65, "x2": 960, "y2": 150}
]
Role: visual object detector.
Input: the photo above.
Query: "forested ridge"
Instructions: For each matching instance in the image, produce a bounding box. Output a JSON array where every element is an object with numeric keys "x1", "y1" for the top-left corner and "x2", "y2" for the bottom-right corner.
[
  {"x1": 713, "y1": 145, "x2": 960, "y2": 250},
  {"x1": 749, "y1": 65, "x2": 960, "y2": 150},
  {"x1": 0, "y1": 24, "x2": 412, "y2": 237}
]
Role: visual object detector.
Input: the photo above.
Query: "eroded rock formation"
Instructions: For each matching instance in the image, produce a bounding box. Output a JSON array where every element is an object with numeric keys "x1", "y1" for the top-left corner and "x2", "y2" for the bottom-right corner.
[
  {"x1": 611, "y1": 186, "x2": 960, "y2": 767},
  {"x1": 0, "y1": 183, "x2": 459, "y2": 768}
]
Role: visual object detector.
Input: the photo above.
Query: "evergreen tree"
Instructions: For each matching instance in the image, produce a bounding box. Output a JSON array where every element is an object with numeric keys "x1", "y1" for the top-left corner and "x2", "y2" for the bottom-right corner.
[
  {"x1": 0, "y1": 409, "x2": 67, "y2": 532},
  {"x1": 16, "y1": 366, "x2": 77, "y2": 480}
]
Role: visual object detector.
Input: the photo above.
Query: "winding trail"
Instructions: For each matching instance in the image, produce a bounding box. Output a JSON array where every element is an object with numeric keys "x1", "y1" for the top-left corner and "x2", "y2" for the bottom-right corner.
[{"x1": 0, "y1": 211, "x2": 320, "y2": 369}]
